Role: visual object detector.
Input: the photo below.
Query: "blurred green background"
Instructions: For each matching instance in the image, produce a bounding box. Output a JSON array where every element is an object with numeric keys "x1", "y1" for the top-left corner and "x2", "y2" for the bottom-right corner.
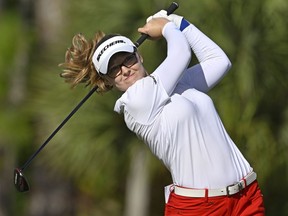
[{"x1": 0, "y1": 0, "x2": 287, "y2": 215}]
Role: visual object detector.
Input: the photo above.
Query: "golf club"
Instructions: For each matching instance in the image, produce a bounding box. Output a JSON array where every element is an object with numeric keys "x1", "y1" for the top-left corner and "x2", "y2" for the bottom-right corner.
[
  {"x1": 14, "y1": 86, "x2": 98, "y2": 192},
  {"x1": 134, "y1": 1, "x2": 179, "y2": 47},
  {"x1": 14, "y1": 1, "x2": 179, "y2": 192}
]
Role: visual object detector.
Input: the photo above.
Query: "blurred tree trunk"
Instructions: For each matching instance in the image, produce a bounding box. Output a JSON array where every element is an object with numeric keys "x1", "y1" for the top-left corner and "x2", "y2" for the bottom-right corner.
[
  {"x1": 124, "y1": 145, "x2": 150, "y2": 216},
  {"x1": 34, "y1": 0, "x2": 65, "y2": 49},
  {"x1": 27, "y1": 0, "x2": 75, "y2": 215}
]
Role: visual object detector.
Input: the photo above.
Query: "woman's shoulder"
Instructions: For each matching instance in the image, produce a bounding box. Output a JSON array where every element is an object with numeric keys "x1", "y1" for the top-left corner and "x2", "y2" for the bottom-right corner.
[{"x1": 114, "y1": 75, "x2": 170, "y2": 124}]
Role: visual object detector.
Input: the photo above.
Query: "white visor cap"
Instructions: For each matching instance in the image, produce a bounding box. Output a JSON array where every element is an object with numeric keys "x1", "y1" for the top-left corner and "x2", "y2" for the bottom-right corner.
[{"x1": 92, "y1": 36, "x2": 136, "y2": 75}]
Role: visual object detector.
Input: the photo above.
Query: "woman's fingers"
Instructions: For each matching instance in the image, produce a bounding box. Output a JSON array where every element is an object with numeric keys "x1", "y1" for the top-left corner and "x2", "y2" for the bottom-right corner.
[{"x1": 138, "y1": 18, "x2": 169, "y2": 38}]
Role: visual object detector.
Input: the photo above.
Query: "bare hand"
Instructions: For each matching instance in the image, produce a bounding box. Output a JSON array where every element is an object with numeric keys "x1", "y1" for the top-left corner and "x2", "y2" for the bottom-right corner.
[{"x1": 138, "y1": 18, "x2": 169, "y2": 40}]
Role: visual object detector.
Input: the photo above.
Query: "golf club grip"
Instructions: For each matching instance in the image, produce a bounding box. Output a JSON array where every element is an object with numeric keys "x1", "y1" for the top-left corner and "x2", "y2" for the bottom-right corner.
[{"x1": 134, "y1": 2, "x2": 179, "y2": 47}]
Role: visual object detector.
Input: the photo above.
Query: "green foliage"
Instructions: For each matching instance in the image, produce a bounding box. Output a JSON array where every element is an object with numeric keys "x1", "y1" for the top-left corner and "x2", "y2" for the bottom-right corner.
[
  {"x1": 0, "y1": 10, "x2": 33, "y2": 151},
  {"x1": 202, "y1": 1, "x2": 288, "y2": 214},
  {"x1": 0, "y1": 10, "x2": 34, "y2": 216}
]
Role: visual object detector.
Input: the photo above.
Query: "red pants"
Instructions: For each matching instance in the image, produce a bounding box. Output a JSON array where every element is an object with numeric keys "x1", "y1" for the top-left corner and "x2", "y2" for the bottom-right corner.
[{"x1": 165, "y1": 181, "x2": 265, "y2": 216}]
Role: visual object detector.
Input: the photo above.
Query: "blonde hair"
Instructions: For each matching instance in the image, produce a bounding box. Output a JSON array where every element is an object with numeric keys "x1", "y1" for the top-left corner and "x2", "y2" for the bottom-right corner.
[{"x1": 59, "y1": 31, "x2": 114, "y2": 93}]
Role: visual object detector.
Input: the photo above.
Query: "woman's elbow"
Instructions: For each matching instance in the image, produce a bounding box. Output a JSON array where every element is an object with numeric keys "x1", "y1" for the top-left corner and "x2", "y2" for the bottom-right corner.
[
  {"x1": 222, "y1": 55, "x2": 232, "y2": 73},
  {"x1": 227, "y1": 58, "x2": 232, "y2": 71}
]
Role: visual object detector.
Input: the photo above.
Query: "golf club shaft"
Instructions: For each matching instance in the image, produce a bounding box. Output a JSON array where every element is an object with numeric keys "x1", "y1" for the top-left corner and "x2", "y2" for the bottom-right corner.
[
  {"x1": 19, "y1": 2, "x2": 179, "y2": 171},
  {"x1": 134, "y1": 2, "x2": 179, "y2": 47},
  {"x1": 20, "y1": 86, "x2": 98, "y2": 171}
]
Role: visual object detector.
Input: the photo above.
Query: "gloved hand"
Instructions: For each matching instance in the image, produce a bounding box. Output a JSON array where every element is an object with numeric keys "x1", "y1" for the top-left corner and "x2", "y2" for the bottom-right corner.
[
  {"x1": 146, "y1": 10, "x2": 184, "y2": 30},
  {"x1": 146, "y1": 10, "x2": 167, "y2": 22}
]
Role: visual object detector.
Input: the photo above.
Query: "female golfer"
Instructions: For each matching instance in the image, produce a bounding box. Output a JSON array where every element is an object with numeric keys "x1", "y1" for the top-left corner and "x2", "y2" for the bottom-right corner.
[{"x1": 60, "y1": 14, "x2": 265, "y2": 215}]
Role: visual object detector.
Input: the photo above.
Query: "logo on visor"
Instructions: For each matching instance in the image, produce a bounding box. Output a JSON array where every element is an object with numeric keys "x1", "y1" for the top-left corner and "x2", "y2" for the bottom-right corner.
[{"x1": 97, "y1": 40, "x2": 126, "y2": 61}]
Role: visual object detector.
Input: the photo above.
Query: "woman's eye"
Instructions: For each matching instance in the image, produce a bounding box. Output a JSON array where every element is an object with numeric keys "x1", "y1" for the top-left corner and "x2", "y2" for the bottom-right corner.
[
  {"x1": 109, "y1": 66, "x2": 120, "y2": 74},
  {"x1": 124, "y1": 55, "x2": 136, "y2": 66}
]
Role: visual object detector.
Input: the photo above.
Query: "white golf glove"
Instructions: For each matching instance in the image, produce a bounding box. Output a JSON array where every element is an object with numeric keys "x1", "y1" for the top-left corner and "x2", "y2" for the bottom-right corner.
[
  {"x1": 146, "y1": 10, "x2": 167, "y2": 22},
  {"x1": 146, "y1": 10, "x2": 184, "y2": 30}
]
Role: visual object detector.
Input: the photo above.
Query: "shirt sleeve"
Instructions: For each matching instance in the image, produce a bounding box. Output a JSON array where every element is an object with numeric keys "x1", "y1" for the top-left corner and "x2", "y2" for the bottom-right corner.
[
  {"x1": 114, "y1": 22, "x2": 191, "y2": 123},
  {"x1": 151, "y1": 22, "x2": 191, "y2": 96},
  {"x1": 173, "y1": 21, "x2": 232, "y2": 94}
]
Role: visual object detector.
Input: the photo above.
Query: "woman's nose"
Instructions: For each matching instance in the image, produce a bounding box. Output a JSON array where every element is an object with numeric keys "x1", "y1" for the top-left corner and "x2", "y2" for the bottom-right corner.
[{"x1": 121, "y1": 66, "x2": 131, "y2": 76}]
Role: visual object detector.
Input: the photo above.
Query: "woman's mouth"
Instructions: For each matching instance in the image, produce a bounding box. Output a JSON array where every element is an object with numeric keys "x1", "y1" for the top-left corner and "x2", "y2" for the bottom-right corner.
[{"x1": 124, "y1": 73, "x2": 135, "y2": 80}]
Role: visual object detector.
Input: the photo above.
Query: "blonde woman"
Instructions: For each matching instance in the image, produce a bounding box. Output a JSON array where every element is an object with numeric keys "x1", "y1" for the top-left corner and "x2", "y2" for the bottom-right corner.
[{"x1": 60, "y1": 15, "x2": 265, "y2": 215}]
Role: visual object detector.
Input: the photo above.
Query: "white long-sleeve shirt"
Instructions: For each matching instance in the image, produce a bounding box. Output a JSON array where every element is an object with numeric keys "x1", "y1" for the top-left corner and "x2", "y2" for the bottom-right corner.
[{"x1": 114, "y1": 22, "x2": 252, "y2": 189}]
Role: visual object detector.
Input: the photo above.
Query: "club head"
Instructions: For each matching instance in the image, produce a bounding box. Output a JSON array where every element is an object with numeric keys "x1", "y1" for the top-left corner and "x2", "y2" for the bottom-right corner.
[{"x1": 14, "y1": 168, "x2": 30, "y2": 192}]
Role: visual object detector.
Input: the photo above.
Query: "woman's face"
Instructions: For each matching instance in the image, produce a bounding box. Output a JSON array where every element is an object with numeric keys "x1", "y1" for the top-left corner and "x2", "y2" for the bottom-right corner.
[{"x1": 105, "y1": 52, "x2": 146, "y2": 92}]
